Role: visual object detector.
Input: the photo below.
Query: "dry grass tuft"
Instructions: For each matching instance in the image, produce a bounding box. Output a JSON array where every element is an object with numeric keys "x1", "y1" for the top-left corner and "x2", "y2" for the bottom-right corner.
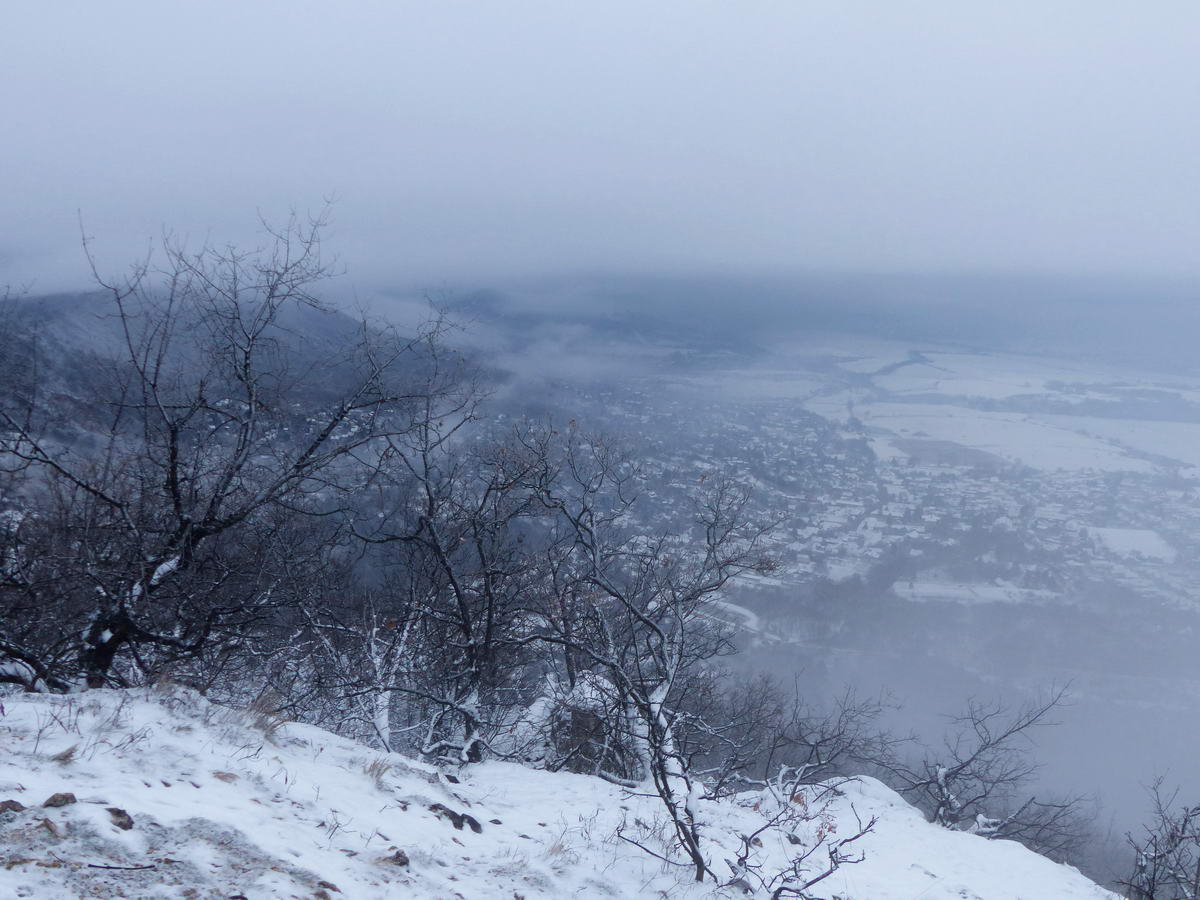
[
  {"x1": 363, "y1": 756, "x2": 393, "y2": 790},
  {"x1": 245, "y1": 691, "x2": 287, "y2": 741}
]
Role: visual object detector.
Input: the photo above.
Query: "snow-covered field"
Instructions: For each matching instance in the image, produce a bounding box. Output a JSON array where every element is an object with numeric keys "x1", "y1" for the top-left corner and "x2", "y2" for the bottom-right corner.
[
  {"x1": 1088, "y1": 527, "x2": 1176, "y2": 562},
  {"x1": 869, "y1": 352, "x2": 1134, "y2": 401},
  {"x1": 1036, "y1": 414, "x2": 1200, "y2": 469},
  {"x1": 0, "y1": 689, "x2": 1117, "y2": 899},
  {"x1": 847, "y1": 401, "x2": 1158, "y2": 473},
  {"x1": 894, "y1": 578, "x2": 1059, "y2": 606},
  {"x1": 735, "y1": 337, "x2": 1200, "y2": 475}
]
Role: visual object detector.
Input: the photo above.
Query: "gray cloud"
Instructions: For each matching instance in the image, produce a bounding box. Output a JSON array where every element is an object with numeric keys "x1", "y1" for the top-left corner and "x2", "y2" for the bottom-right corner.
[{"x1": 4, "y1": 1, "x2": 1198, "y2": 292}]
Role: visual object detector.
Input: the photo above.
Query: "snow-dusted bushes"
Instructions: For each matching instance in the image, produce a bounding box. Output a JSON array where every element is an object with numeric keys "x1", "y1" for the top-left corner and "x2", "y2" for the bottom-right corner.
[
  {"x1": 1121, "y1": 780, "x2": 1200, "y2": 899},
  {"x1": 881, "y1": 686, "x2": 1093, "y2": 862}
]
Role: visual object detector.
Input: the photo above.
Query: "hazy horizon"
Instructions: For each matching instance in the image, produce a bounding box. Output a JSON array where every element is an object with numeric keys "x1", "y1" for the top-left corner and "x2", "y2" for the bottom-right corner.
[{"x1": 5, "y1": 1, "x2": 1200, "y2": 295}]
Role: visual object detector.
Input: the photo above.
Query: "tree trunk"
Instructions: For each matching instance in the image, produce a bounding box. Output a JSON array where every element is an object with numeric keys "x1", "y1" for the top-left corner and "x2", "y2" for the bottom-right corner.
[{"x1": 80, "y1": 609, "x2": 134, "y2": 687}]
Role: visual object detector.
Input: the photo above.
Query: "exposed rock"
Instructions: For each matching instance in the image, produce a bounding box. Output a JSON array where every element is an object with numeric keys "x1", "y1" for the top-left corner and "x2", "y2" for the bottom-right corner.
[
  {"x1": 106, "y1": 807, "x2": 135, "y2": 830},
  {"x1": 38, "y1": 817, "x2": 62, "y2": 838},
  {"x1": 42, "y1": 792, "x2": 76, "y2": 808},
  {"x1": 428, "y1": 803, "x2": 482, "y2": 833},
  {"x1": 0, "y1": 799, "x2": 27, "y2": 814},
  {"x1": 379, "y1": 849, "x2": 409, "y2": 867}
]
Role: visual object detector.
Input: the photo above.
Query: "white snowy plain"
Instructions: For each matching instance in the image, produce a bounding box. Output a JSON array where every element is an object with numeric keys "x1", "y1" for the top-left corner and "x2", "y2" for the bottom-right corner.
[{"x1": 0, "y1": 688, "x2": 1119, "y2": 899}]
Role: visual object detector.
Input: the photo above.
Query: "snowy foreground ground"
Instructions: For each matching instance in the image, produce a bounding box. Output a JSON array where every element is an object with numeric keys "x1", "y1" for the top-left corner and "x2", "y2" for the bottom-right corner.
[{"x1": 0, "y1": 689, "x2": 1117, "y2": 899}]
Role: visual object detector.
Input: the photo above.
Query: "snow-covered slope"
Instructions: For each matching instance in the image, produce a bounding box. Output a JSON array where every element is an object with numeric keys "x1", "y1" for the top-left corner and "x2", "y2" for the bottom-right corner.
[{"x1": 0, "y1": 688, "x2": 1118, "y2": 899}]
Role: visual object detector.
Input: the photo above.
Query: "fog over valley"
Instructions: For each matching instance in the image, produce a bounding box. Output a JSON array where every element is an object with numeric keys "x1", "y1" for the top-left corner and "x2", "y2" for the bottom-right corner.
[
  {"x1": 420, "y1": 272, "x2": 1200, "y2": 838},
  {"x1": 3, "y1": 4, "x2": 1198, "y2": 898}
]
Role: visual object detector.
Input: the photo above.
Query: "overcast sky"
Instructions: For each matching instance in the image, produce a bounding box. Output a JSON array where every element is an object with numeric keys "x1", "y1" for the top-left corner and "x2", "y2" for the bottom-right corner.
[{"x1": 3, "y1": 2, "x2": 1198, "y2": 293}]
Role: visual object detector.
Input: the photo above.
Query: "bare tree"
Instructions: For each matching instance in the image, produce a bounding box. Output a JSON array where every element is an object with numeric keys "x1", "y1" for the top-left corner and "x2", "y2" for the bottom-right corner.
[
  {"x1": 343, "y1": 364, "x2": 549, "y2": 763},
  {"x1": 689, "y1": 678, "x2": 906, "y2": 802},
  {"x1": 519, "y1": 426, "x2": 775, "y2": 881},
  {"x1": 882, "y1": 685, "x2": 1089, "y2": 860},
  {"x1": 0, "y1": 211, "x2": 443, "y2": 689}
]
